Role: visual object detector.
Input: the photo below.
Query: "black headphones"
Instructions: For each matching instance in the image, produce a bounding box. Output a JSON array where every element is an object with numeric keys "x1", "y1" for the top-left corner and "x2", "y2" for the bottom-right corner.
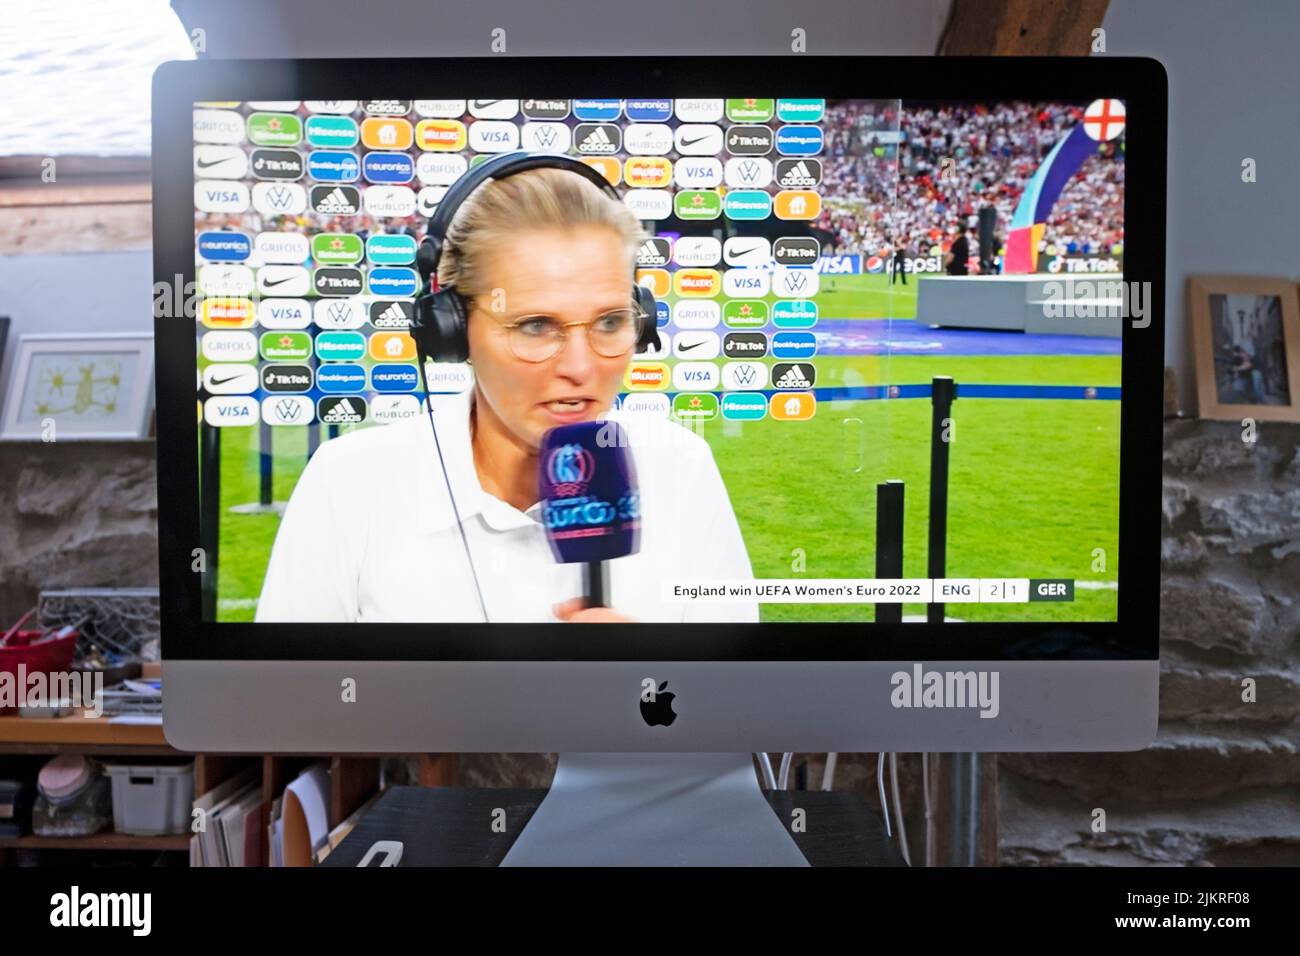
[{"x1": 412, "y1": 150, "x2": 662, "y2": 365}]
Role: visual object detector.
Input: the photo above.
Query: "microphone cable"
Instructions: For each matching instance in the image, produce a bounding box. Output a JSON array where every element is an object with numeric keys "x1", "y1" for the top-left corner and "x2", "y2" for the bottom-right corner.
[{"x1": 419, "y1": 355, "x2": 490, "y2": 623}]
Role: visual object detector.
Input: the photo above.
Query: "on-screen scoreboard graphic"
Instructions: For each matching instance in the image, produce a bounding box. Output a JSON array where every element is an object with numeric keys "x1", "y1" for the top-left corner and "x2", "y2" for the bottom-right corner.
[{"x1": 192, "y1": 97, "x2": 843, "y2": 431}]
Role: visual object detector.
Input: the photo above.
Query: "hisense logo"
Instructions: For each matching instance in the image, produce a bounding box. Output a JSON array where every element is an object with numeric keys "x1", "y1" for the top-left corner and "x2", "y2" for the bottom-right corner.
[{"x1": 890, "y1": 664, "x2": 1000, "y2": 719}]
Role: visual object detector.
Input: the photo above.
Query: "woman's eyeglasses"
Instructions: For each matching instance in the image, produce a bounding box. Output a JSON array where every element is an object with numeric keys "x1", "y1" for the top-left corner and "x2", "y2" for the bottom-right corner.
[{"x1": 477, "y1": 306, "x2": 648, "y2": 363}]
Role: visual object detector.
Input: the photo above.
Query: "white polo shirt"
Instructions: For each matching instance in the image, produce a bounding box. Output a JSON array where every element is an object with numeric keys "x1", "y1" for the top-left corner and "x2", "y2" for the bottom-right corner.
[{"x1": 255, "y1": 386, "x2": 759, "y2": 623}]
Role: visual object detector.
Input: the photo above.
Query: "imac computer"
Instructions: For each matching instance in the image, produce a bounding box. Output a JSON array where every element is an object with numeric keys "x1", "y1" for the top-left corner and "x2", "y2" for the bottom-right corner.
[{"x1": 153, "y1": 55, "x2": 1166, "y2": 865}]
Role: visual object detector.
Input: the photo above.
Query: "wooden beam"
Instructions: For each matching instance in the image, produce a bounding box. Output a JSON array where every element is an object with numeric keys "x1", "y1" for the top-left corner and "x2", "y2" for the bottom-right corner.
[{"x1": 938, "y1": 0, "x2": 1110, "y2": 56}]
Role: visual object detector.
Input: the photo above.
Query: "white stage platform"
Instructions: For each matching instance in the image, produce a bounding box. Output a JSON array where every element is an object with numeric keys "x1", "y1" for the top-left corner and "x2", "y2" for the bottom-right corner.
[{"x1": 915, "y1": 274, "x2": 1124, "y2": 337}]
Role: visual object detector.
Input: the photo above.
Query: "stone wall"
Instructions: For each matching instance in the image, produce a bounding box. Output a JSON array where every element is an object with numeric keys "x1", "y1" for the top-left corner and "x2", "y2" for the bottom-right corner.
[
  {"x1": 998, "y1": 419, "x2": 1300, "y2": 865},
  {"x1": 0, "y1": 441, "x2": 159, "y2": 624}
]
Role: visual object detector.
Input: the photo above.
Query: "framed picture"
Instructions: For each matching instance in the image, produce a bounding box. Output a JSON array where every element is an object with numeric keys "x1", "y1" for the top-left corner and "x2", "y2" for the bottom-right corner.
[
  {"x1": 0, "y1": 333, "x2": 155, "y2": 441},
  {"x1": 1188, "y1": 276, "x2": 1300, "y2": 422}
]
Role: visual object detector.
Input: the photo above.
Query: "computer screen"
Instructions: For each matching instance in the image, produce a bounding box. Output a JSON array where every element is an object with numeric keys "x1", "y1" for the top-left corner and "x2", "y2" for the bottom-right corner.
[{"x1": 187, "y1": 94, "x2": 1127, "y2": 627}]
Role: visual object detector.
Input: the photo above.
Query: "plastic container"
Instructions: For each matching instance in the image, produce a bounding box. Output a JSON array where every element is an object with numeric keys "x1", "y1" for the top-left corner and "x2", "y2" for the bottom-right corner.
[
  {"x1": 104, "y1": 762, "x2": 195, "y2": 835},
  {"x1": 0, "y1": 629, "x2": 78, "y2": 715}
]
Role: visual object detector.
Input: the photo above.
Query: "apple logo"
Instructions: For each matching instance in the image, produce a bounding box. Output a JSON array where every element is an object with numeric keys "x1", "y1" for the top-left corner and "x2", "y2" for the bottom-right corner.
[{"x1": 640, "y1": 681, "x2": 677, "y2": 727}]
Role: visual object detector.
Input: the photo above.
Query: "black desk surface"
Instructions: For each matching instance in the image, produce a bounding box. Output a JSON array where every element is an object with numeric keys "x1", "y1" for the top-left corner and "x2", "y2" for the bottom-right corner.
[{"x1": 323, "y1": 786, "x2": 907, "y2": 867}]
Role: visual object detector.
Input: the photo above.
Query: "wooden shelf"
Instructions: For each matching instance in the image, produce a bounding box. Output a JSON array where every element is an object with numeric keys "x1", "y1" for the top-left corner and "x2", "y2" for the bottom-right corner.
[
  {"x1": 0, "y1": 832, "x2": 190, "y2": 851},
  {"x1": 0, "y1": 714, "x2": 176, "y2": 755}
]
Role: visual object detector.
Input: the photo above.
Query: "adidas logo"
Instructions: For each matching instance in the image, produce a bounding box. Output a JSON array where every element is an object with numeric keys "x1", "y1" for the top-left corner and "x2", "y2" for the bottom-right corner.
[
  {"x1": 314, "y1": 186, "x2": 358, "y2": 214},
  {"x1": 779, "y1": 159, "x2": 818, "y2": 187},
  {"x1": 774, "y1": 364, "x2": 813, "y2": 388},
  {"x1": 636, "y1": 238, "x2": 669, "y2": 267},
  {"x1": 321, "y1": 397, "x2": 365, "y2": 423},
  {"x1": 578, "y1": 125, "x2": 617, "y2": 154},
  {"x1": 373, "y1": 302, "x2": 411, "y2": 329}
]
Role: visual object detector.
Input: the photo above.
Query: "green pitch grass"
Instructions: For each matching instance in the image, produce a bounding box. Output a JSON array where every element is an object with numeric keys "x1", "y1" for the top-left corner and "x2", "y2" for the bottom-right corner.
[{"x1": 211, "y1": 269, "x2": 1121, "y2": 623}]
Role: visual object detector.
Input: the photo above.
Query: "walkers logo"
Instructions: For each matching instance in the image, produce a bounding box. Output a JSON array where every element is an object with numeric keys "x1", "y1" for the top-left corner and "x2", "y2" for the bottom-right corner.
[
  {"x1": 362, "y1": 151, "x2": 415, "y2": 184},
  {"x1": 367, "y1": 331, "x2": 418, "y2": 362},
  {"x1": 360, "y1": 116, "x2": 414, "y2": 150},
  {"x1": 673, "y1": 268, "x2": 721, "y2": 298},
  {"x1": 624, "y1": 362, "x2": 669, "y2": 391},
  {"x1": 200, "y1": 297, "x2": 254, "y2": 329},
  {"x1": 315, "y1": 364, "x2": 367, "y2": 393},
  {"x1": 673, "y1": 392, "x2": 718, "y2": 423},
  {"x1": 625, "y1": 98, "x2": 673, "y2": 121},
  {"x1": 314, "y1": 267, "x2": 364, "y2": 297},
  {"x1": 575, "y1": 123, "x2": 621, "y2": 155},
  {"x1": 624, "y1": 156, "x2": 672, "y2": 188},
  {"x1": 369, "y1": 363, "x2": 420, "y2": 392},
  {"x1": 246, "y1": 112, "x2": 302, "y2": 147},
  {"x1": 772, "y1": 300, "x2": 819, "y2": 329},
  {"x1": 369, "y1": 299, "x2": 414, "y2": 330},
  {"x1": 307, "y1": 150, "x2": 361, "y2": 182},
  {"x1": 366, "y1": 233, "x2": 417, "y2": 265},
  {"x1": 262, "y1": 394, "x2": 314, "y2": 426},
  {"x1": 673, "y1": 190, "x2": 722, "y2": 221},
  {"x1": 250, "y1": 148, "x2": 304, "y2": 180},
  {"x1": 468, "y1": 121, "x2": 520, "y2": 152},
  {"x1": 890, "y1": 664, "x2": 1000, "y2": 719},
  {"x1": 318, "y1": 395, "x2": 368, "y2": 424},
  {"x1": 725, "y1": 98, "x2": 774, "y2": 123},
  {"x1": 314, "y1": 331, "x2": 367, "y2": 362},
  {"x1": 261, "y1": 364, "x2": 313, "y2": 392},
  {"x1": 776, "y1": 158, "x2": 822, "y2": 188},
  {"x1": 259, "y1": 331, "x2": 312, "y2": 362},
  {"x1": 723, "y1": 189, "x2": 772, "y2": 221},
  {"x1": 777, "y1": 98, "x2": 826, "y2": 123},
  {"x1": 573, "y1": 98, "x2": 622, "y2": 121},
  {"x1": 768, "y1": 391, "x2": 816, "y2": 421},
  {"x1": 194, "y1": 144, "x2": 248, "y2": 178},
  {"x1": 723, "y1": 300, "x2": 767, "y2": 329},
  {"x1": 520, "y1": 98, "x2": 571, "y2": 119},
  {"x1": 415, "y1": 119, "x2": 467, "y2": 151},
  {"x1": 311, "y1": 233, "x2": 363, "y2": 265},
  {"x1": 772, "y1": 362, "x2": 816, "y2": 389},
  {"x1": 311, "y1": 184, "x2": 361, "y2": 215},
  {"x1": 721, "y1": 392, "x2": 767, "y2": 420},
  {"x1": 306, "y1": 114, "x2": 359, "y2": 148},
  {"x1": 722, "y1": 331, "x2": 769, "y2": 359},
  {"x1": 252, "y1": 182, "x2": 307, "y2": 217},
  {"x1": 774, "y1": 189, "x2": 821, "y2": 220},
  {"x1": 725, "y1": 125, "x2": 773, "y2": 156},
  {"x1": 776, "y1": 124, "x2": 824, "y2": 156},
  {"x1": 197, "y1": 231, "x2": 251, "y2": 262},
  {"x1": 367, "y1": 267, "x2": 419, "y2": 297}
]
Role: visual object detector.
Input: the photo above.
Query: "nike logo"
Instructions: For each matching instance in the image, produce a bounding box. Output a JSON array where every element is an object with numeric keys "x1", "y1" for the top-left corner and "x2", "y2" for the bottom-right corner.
[
  {"x1": 677, "y1": 340, "x2": 707, "y2": 352},
  {"x1": 730, "y1": 244, "x2": 765, "y2": 258},
  {"x1": 473, "y1": 99, "x2": 503, "y2": 109},
  {"x1": 209, "y1": 372, "x2": 251, "y2": 386},
  {"x1": 679, "y1": 134, "x2": 715, "y2": 148},
  {"x1": 261, "y1": 276, "x2": 297, "y2": 288},
  {"x1": 196, "y1": 157, "x2": 233, "y2": 169}
]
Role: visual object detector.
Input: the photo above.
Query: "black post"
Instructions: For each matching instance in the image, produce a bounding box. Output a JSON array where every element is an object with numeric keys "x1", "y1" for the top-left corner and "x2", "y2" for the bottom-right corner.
[
  {"x1": 258, "y1": 420, "x2": 273, "y2": 506},
  {"x1": 875, "y1": 480, "x2": 904, "y2": 623},
  {"x1": 584, "y1": 561, "x2": 609, "y2": 609},
  {"x1": 199, "y1": 422, "x2": 221, "y2": 621},
  {"x1": 928, "y1": 377, "x2": 956, "y2": 624}
]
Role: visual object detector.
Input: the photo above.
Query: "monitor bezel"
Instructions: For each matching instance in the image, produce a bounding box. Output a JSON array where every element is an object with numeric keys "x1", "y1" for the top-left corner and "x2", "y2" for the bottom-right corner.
[{"x1": 154, "y1": 54, "x2": 1166, "y2": 662}]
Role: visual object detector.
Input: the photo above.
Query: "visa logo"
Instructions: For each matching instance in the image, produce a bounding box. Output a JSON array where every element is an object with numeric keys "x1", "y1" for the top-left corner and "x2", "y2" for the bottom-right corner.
[
  {"x1": 731, "y1": 276, "x2": 764, "y2": 288},
  {"x1": 682, "y1": 370, "x2": 712, "y2": 381},
  {"x1": 217, "y1": 405, "x2": 251, "y2": 418},
  {"x1": 205, "y1": 189, "x2": 242, "y2": 203}
]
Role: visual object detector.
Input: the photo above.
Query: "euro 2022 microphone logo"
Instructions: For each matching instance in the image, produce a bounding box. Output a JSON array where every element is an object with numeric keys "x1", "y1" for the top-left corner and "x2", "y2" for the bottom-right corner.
[{"x1": 546, "y1": 442, "x2": 595, "y2": 497}]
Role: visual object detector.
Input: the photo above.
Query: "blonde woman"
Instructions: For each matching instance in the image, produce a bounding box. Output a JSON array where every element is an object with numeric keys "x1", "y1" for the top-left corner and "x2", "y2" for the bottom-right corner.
[{"x1": 256, "y1": 164, "x2": 758, "y2": 624}]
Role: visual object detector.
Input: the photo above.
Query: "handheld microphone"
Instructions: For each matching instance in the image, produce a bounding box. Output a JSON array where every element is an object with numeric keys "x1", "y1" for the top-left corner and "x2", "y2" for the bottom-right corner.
[{"x1": 538, "y1": 420, "x2": 640, "y2": 609}]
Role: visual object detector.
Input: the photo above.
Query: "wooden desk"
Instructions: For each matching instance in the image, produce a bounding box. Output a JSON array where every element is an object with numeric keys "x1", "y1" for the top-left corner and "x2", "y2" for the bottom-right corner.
[{"x1": 0, "y1": 713, "x2": 174, "y2": 755}]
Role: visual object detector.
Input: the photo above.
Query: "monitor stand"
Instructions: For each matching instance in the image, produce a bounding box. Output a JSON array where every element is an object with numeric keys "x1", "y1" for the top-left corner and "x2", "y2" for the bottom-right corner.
[{"x1": 499, "y1": 753, "x2": 809, "y2": 866}]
